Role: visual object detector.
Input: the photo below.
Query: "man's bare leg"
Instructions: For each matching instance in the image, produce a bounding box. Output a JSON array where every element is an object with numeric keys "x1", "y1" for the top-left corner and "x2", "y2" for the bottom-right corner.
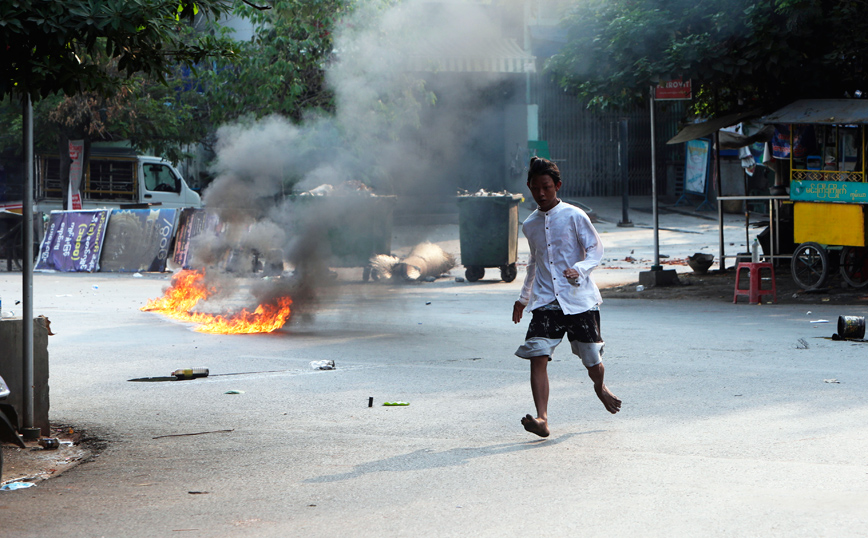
[
  {"x1": 587, "y1": 362, "x2": 621, "y2": 414},
  {"x1": 521, "y1": 356, "x2": 550, "y2": 437}
]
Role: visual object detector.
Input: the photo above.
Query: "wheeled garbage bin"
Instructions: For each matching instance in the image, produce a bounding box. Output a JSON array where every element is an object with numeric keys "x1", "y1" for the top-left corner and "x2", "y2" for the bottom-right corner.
[
  {"x1": 456, "y1": 193, "x2": 523, "y2": 282},
  {"x1": 292, "y1": 193, "x2": 396, "y2": 281}
]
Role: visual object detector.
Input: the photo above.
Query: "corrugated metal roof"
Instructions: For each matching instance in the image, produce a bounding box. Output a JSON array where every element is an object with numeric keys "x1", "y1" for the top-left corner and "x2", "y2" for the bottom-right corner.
[
  {"x1": 761, "y1": 99, "x2": 868, "y2": 124},
  {"x1": 666, "y1": 110, "x2": 761, "y2": 144},
  {"x1": 406, "y1": 38, "x2": 535, "y2": 74}
]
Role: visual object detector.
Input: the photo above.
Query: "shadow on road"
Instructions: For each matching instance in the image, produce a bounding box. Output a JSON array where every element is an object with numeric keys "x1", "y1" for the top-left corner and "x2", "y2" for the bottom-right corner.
[{"x1": 305, "y1": 429, "x2": 606, "y2": 483}]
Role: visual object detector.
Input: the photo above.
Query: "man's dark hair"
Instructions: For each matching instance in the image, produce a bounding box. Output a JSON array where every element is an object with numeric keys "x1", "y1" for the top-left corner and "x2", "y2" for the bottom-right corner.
[{"x1": 527, "y1": 157, "x2": 561, "y2": 185}]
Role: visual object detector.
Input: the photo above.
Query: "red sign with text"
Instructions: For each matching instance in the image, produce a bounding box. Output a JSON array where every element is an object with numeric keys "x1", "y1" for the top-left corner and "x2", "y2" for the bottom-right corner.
[{"x1": 655, "y1": 79, "x2": 692, "y2": 100}]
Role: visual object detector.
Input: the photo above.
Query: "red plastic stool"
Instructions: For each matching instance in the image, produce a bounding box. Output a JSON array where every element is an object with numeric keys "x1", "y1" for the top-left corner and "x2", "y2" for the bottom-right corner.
[{"x1": 733, "y1": 262, "x2": 777, "y2": 304}]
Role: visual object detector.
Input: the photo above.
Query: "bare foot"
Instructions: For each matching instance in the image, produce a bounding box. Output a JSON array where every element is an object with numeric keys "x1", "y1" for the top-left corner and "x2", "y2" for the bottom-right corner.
[
  {"x1": 595, "y1": 383, "x2": 622, "y2": 414},
  {"x1": 521, "y1": 414, "x2": 550, "y2": 437}
]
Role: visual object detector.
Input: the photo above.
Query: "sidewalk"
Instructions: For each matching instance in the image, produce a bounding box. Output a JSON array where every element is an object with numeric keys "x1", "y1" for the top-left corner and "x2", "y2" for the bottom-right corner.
[{"x1": 392, "y1": 195, "x2": 748, "y2": 289}]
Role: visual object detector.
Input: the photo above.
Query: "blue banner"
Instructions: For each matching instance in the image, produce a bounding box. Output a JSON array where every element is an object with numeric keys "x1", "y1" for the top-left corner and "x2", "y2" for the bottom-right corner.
[
  {"x1": 36, "y1": 210, "x2": 109, "y2": 272},
  {"x1": 100, "y1": 208, "x2": 178, "y2": 272}
]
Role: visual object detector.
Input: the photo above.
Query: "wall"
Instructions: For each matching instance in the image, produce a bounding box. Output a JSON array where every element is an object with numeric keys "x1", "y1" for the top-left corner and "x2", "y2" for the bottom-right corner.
[{"x1": 0, "y1": 317, "x2": 50, "y2": 435}]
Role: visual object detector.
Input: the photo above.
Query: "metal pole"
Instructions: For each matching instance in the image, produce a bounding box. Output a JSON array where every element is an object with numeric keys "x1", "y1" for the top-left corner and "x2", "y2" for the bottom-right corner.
[
  {"x1": 22, "y1": 95, "x2": 36, "y2": 436},
  {"x1": 617, "y1": 119, "x2": 633, "y2": 227},
  {"x1": 650, "y1": 88, "x2": 660, "y2": 269},
  {"x1": 715, "y1": 131, "x2": 725, "y2": 270}
]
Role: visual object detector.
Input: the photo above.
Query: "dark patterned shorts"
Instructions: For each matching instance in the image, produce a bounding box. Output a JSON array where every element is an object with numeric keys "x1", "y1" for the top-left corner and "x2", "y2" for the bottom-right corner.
[{"x1": 515, "y1": 307, "x2": 604, "y2": 366}]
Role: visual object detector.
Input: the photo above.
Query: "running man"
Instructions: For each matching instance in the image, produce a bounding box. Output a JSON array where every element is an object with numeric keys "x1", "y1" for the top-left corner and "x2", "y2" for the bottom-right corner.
[{"x1": 513, "y1": 157, "x2": 621, "y2": 437}]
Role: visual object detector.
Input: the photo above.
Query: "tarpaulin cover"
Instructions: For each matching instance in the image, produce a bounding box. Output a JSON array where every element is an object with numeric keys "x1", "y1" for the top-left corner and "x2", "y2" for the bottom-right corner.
[
  {"x1": 36, "y1": 210, "x2": 109, "y2": 272},
  {"x1": 100, "y1": 208, "x2": 178, "y2": 272},
  {"x1": 172, "y1": 208, "x2": 220, "y2": 269}
]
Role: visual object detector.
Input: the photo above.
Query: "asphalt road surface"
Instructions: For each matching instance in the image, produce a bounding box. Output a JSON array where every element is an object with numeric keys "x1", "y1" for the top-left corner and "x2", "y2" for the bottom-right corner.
[{"x1": 1, "y1": 270, "x2": 867, "y2": 537}]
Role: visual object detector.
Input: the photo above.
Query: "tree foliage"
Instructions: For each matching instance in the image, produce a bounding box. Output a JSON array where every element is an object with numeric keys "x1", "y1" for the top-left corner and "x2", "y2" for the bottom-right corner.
[
  {"x1": 0, "y1": 0, "x2": 234, "y2": 100},
  {"x1": 194, "y1": 0, "x2": 349, "y2": 126},
  {"x1": 547, "y1": 0, "x2": 868, "y2": 115}
]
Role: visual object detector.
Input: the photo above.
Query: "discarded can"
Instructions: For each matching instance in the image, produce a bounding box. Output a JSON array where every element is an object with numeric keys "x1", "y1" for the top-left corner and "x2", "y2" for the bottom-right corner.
[
  {"x1": 38, "y1": 437, "x2": 60, "y2": 450},
  {"x1": 837, "y1": 315, "x2": 866, "y2": 339},
  {"x1": 172, "y1": 367, "x2": 210, "y2": 380}
]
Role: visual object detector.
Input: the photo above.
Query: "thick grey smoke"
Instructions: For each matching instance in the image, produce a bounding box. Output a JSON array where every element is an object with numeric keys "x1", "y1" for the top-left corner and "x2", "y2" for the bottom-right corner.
[{"x1": 191, "y1": 0, "x2": 521, "y2": 316}]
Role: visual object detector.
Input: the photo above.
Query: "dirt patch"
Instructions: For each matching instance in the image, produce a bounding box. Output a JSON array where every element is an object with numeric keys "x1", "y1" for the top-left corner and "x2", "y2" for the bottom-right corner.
[
  {"x1": 601, "y1": 267, "x2": 868, "y2": 306},
  {"x1": 1, "y1": 424, "x2": 99, "y2": 487}
]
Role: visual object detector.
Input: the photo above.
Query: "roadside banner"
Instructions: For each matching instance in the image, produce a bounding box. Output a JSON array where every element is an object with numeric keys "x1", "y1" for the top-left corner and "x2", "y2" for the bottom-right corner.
[
  {"x1": 100, "y1": 208, "x2": 178, "y2": 272},
  {"x1": 172, "y1": 208, "x2": 220, "y2": 269},
  {"x1": 68, "y1": 140, "x2": 84, "y2": 210},
  {"x1": 36, "y1": 210, "x2": 109, "y2": 272}
]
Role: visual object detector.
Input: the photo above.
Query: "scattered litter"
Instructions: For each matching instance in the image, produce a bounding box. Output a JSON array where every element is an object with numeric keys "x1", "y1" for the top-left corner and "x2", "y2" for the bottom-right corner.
[
  {"x1": 133, "y1": 272, "x2": 143, "y2": 278},
  {"x1": 383, "y1": 401, "x2": 409, "y2": 406},
  {"x1": 38, "y1": 437, "x2": 60, "y2": 450},
  {"x1": 824, "y1": 379, "x2": 840, "y2": 384},
  {"x1": 310, "y1": 360, "x2": 335, "y2": 370},
  {"x1": 822, "y1": 298, "x2": 830, "y2": 302},
  {"x1": 636, "y1": 285, "x2": 645, "y2": 292},
  {"x1": 455, "y1": 277, "x2": 465, "y2": 283},
  {"x1": 55, "y1": 294, "x2": 72, "y2": 297},
  {"x1": 188, "y1": 491, "x2": 209, "y2": 495},
  {"x1": 1, "y1": 482, "x2": 36, "y2": 491},
  {"x1": 796, "y1": 338, "x2": 810, "y2": 350},
  {"x1": 425, "y1": 302, "x2": 432, "y2": 305},
  {"x1": 806, "y1": 311, "x2": 812, "y2": 315},
  {"x1": 224, "y1": 389, "x2": 245, "y2": 395},
  {"x1": 810, "y1": 319, "x2": 829, "y2": 323},
  {"x1": 172, "y1": 367, "x2": 209, "y2": 380},
  {"x1": 92, "y1": 285, "x2": 99, "y2": 290},
  {"x1": 152, "y1": 429, "x2": 234, "y2": 439},
  {"x1": 422, "y1": 276, "x2": 436, "y2": 282},
  {"x1": 368, "y1": 397, "x2": 373, "y2": 408}
]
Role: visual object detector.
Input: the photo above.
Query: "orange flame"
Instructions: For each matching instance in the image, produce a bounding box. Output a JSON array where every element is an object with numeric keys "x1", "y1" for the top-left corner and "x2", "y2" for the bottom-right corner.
[{"x1": 142, "y1": 269, "x2": 292, "y2": 334}]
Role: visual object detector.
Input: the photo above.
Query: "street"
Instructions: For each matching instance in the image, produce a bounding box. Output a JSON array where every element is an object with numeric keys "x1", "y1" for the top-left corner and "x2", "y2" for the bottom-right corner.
[{"x1": 1, "y1": 198, "x2": 867, "y2": 536}]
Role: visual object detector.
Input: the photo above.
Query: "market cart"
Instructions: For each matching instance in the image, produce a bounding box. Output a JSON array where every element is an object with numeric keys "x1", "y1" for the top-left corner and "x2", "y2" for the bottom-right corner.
[{"x1": 761, "y1": 100, "x2": 868, "y2": 289}]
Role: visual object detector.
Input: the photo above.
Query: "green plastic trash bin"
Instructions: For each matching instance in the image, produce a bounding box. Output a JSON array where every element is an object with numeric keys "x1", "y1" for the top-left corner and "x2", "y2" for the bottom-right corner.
[
  {"x1": 292, "y1": 194, "x2": 396, "y2": 280},
  {"x1": 456, "y1": 193, "x2": 523, "y2": 282}
]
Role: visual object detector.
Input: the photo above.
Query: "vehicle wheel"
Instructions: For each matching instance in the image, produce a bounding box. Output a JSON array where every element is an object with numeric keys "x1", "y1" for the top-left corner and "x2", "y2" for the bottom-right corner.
[
  {"x1": 465, "y1": 266, "x2": 484, "y2": 282},
  {"x1": 791, "y1": 242, "x2": 829, "y2": 290},
  {"x1": 500, "y1": 263, "x2": 517, "y2": 282},
  {"x1": 840, "y1": 246, "x2": 868, "y2": 288}
]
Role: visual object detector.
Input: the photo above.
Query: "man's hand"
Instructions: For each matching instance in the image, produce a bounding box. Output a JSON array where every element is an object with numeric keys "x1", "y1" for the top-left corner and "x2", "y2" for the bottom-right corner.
[
  {"x1": 512, "y1": 301, "x2": 525, "y2": 324},
  {"x1": 563, "y1": 267, "x2": 580, "y2": 285}
]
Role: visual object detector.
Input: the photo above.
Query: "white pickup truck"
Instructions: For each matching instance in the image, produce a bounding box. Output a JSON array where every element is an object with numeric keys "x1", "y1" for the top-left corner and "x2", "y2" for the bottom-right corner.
[{"x1": 34, "y1": 151, "x2": 202, "y2": 211}]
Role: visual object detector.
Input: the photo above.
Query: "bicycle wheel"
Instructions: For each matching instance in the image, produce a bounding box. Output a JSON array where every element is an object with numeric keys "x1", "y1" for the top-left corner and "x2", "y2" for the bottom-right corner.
[
  {"x1": 791, "y1": 242, "x2": 829, "y2": 290},
  {"x1": 840, "y1": 246, "x2": 868, "y2": 288}
]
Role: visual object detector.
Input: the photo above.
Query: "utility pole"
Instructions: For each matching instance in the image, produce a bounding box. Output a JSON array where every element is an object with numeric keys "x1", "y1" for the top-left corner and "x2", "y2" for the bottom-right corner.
[{"x1": 617, "y1": 119, "x2": 633, "y2": 227}]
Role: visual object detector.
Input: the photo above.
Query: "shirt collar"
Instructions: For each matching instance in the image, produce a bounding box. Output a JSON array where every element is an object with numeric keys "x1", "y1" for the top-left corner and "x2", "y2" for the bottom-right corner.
[{"x1": 540, "y1": 199, "x2": 564, "y2": 216}]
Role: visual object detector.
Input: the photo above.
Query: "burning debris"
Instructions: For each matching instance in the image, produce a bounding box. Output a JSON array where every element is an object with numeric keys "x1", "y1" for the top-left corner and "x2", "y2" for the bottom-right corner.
[
  {"x1": 368, "y1": 242, "x2": 455, "y2": 282},
  {"x1": 141, "y1": 270, "x2": 293, "y2": 334}
]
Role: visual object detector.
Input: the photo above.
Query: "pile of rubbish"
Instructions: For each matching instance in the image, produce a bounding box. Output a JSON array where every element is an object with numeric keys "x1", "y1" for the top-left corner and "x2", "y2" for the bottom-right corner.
[
  {"x1": 457, "y1": 189, "x2": 517, "y2": 197},
  {"x1": 368, "y1": 242, "x2": 456, "y2": 282},
  {"x1": 298, "y1": 181, "x2": 375, "y2": 196}
]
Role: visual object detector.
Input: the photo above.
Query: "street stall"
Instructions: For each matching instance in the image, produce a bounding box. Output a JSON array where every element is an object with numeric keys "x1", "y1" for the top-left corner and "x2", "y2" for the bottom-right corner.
[{"x1": 760, "y1": 100, "x2": 868, "y2": 289}]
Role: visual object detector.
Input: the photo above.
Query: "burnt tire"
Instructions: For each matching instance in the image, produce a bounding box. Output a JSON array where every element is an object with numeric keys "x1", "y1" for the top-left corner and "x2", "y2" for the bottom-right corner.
[
  {"x1": 465, "y1": 266, "x2": 484, "y2": 282},
  {"x1": 791, "y1": 242, "x2": 829, "y2": 290},
  {"x1": 500, "y1": 263, "x2": 517, "y2": 282}
]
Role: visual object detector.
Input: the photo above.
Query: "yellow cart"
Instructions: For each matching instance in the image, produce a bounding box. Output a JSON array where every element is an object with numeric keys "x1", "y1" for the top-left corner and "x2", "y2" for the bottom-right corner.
[{"x1": 762, "y1": 100, "x2": 868, "y2": 289}]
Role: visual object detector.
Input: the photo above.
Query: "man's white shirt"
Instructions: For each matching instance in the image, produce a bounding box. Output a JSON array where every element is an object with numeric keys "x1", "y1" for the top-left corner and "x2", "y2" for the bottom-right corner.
[{"x1": 518, "y1": 200, "x2": 603, "y2": 314}]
